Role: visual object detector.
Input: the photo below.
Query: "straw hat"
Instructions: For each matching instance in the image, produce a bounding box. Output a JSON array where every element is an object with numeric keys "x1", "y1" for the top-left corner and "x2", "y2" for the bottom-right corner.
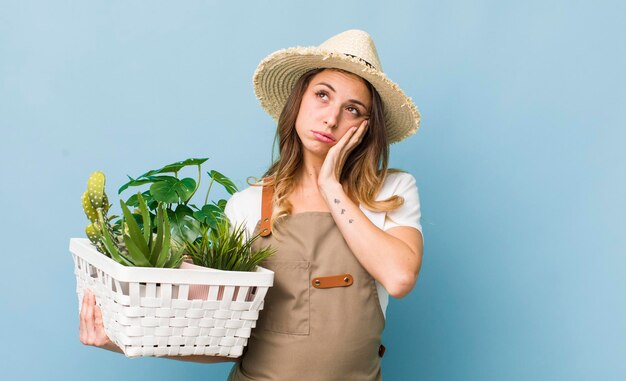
[{"x1": 253, "y1": 29, "x2": 420, "y2": 143}]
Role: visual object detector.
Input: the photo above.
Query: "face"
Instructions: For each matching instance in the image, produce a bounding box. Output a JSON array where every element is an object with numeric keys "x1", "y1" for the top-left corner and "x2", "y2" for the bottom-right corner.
[{"x1": 295, "y1": 69, "x2": 372, "y2": 158}]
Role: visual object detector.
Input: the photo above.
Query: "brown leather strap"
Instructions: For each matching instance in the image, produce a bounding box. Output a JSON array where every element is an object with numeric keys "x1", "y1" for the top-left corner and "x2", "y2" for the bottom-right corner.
[
  {"x1": 312, "y1": 274, "x2": 353, "y2": 289},
  {"x1": 259, "y1": 177, "x2": 274, "y2": 237}
]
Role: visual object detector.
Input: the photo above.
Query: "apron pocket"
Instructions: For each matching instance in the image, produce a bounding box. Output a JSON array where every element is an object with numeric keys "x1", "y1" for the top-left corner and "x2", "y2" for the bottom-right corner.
[{"x1": 257, "y1": 260, "x2": 310, "y2": 335}]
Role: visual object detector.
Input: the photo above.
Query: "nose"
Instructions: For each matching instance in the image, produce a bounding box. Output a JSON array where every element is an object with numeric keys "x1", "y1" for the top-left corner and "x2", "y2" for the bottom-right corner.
[{"x1": 323, "y1": 106, "x2": 341, "y2": 129}]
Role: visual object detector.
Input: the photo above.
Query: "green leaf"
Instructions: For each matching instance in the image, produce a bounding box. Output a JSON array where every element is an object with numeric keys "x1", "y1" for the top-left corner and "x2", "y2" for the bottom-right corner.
[
  {"x1": 136, "y1": 193, "x2": 152, "y2": 243},
  {"x1": 99, "y1": 223, "x2": 132, "y2": 266},
  {"x1": 150, "y1": 204, "x2": 165, "y2": 265},
  {"x1": 125, "y1": 191, "x2": 152, "y2": 207},
  {"x1": 119, "y1": 200, "x2": 150, "y2": 257},
  {"x1": 168, "y1": 205, "x2": 202, "y2": 247},
  {"x1": 118, "y1": 176, "x2": 148, "y2": 194},
  {"x1": 164, "y1": 246, "x2": 184, "y2": 268},
  {"x1": 118, "y1": 175, "x2": 179, "y2": 194},
  {"x1": 192, "y1": 210, "x2": 210, "y2": 226},
  {"x1": 225, "y1": 248, "x2": 239, "y2": 269},
  {"x1": 94, "y1": 209, "x2": 133, "y2": 266},
  {"x1": 150, "y1": 178, "x2": 180, "y2": 203},
  {"x1": 156, "y1": 205, "x2": 173, "y2": 268},
  {"x1": 202, "y1": 204, "x2": 223, "y2": 218},
  {"x1": 119, "y1": 158, "x2": 208, "y2": 194},
  {"x1": 175, "y1": 178, "x2": 196, "y2": 202},
  {"x1": 167, "y1": 204, "x2": 193, "y2": 221},
  {"x1": 208, "y1": 170, "x2": 238, "y2": 195},
  {"x1": 139, "y1": 158, "x2": 209, "y2": 178},
  {"x1": 193, "y1": 204, "x2": 223, "y2": 228},
  {"x1": 215, "y1": 199, "x2": 228, "y2": 211},
  {"x1": 123, "y1": 234, "x2": 152, "y2": 267},
  {"x1": 148, "y1": 200, "x2": 159, "y2": 210}
]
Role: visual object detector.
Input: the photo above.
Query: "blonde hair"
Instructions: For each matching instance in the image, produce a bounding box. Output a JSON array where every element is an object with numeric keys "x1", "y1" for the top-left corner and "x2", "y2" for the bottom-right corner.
[{"x1": 249, "y1": 68, "x2": 405, "y2": 233}]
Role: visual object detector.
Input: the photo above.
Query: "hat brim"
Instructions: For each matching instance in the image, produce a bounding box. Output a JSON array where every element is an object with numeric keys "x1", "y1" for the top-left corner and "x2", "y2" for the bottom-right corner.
[{"x1": 253, "y1": 47, "x2": 420, "y2": 144}]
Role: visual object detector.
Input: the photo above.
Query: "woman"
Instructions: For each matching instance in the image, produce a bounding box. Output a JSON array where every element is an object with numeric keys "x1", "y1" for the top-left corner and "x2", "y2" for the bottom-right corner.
[
  {"x1": 79, "y1": 29, "x2": 423, "y2": 380},
  {"x1": 225, "y1": 29, "x2": 423, "y2": 380}
]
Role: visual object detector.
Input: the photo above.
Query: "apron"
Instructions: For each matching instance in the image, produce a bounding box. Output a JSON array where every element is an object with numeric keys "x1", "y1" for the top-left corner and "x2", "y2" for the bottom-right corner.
[{"x1": 229, "y1": 180, "x2": 385, "y2": 381}]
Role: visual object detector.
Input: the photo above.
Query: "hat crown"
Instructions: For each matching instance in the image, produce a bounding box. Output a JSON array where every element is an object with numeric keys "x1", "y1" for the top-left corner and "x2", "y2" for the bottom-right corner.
[{"x1": 319, "y1": 29, "x2": 382, "y2": 71}]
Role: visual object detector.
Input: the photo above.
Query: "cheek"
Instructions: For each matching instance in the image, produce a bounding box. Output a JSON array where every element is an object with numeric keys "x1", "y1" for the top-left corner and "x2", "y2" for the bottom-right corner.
[
  {"x1": 295, "y1": 109, "x2": 314, "y2": 134},
  {"x1": 335, "y1": 127, "x2": 352, "y2": 141},
  {"x1": 299, "y1": 95, "x2": 325, "y2": 119}
]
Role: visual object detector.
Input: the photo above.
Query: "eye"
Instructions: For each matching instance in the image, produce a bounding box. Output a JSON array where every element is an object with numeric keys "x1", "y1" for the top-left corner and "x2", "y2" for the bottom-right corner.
[
  {"x1": 315, "y1": 90, "x2": 329, "y2": 101},
  {"x1": 346, "y1": 106, "x2": 361, "y2": 116}
]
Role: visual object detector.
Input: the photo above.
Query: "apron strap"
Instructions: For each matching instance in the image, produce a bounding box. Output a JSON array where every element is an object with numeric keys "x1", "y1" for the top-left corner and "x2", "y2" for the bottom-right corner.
[{"x1": 259, "y1": 176, "x2": 274, "y2": 237}]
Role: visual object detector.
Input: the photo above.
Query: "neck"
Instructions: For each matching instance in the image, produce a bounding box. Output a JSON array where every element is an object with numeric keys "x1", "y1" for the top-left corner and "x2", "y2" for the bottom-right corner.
[{"x1": 296, "y1": 151, "x2": 325, "y2": 189}]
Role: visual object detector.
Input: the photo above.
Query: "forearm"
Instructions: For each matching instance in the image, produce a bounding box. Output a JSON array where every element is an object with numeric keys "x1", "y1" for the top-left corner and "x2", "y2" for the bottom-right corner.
[{"x1": 320, "y1": 182, "x2": 421, "y2": 297}]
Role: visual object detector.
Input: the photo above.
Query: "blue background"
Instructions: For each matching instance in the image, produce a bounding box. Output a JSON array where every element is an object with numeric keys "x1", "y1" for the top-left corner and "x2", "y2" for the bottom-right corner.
[{"x1": 1, "y1": 1, "x2": 624, "y2": 380}]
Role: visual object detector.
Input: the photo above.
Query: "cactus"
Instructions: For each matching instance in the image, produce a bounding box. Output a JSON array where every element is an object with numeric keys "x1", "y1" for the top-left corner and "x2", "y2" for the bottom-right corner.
[
  {"x1": 82, "y1": 171, "x2": 121, "y2": 258},
  {"x1": 82, "y1": 192, "x2": 98, "y2": 223},
  {"x1": 82, "y1": 171, "x2": 110, "y2": 221},
  {"x1": 85, "y1": 223, "x2": 99, "y2": 243},
  {"x1": 85, "y1": 222, "x2": 111, "y2": 255},
  {"x1": 87, "y1": 171, "x2": 105, "y2": 207}
]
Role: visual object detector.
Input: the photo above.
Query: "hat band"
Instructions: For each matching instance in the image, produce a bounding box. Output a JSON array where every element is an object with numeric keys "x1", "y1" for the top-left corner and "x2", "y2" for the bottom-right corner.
[{"x1": 342, "y1": 53, "x2": 376, "y2": 70}]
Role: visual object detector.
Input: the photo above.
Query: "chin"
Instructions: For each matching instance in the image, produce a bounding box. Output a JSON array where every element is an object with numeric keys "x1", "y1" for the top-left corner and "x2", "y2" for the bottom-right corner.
[{"x1": 303, "y1": 142, "x2": 331, "y2": 158}]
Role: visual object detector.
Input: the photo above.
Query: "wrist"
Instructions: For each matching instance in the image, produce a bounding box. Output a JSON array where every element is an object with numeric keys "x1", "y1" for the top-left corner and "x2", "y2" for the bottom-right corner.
[
  {"x1": 319, "y1": 181, "x2": 344, "y2": 201},
  {"x1": 103, "y1": 340, "x2": 123, "y2": 354}
]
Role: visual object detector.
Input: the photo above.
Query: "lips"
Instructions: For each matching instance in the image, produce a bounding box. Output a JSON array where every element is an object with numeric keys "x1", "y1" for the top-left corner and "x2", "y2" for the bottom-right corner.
[{"x1": 312, "y1": 130, "x2": 335, "y2": 143}]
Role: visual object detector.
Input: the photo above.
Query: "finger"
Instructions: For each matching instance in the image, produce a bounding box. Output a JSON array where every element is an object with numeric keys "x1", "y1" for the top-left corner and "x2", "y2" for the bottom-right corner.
[
  {"x1": 85, "y1": 291, "x2": 96, "y2": 344},
  {"x1": 344, "y1": 119, "x2": 367, "y2": 144},
  {"x1": 94, "y1": 303, "x2": 104, "y2": 330},
  {"x1": 79, "y1": 290, "x2": 90, "y2": 344},
  {"x1": 331, "y1": 123, "x2": 363, "y2": 172},
  {"x1": 325, "y1": 120, "x2": 368, "y2": 180},
  {"x1": 330, "y1": 127, "x2": 353, "y2": 151},
  {"x1": 349, "y1": 120, "x2": 368, "y2": 146},
  {"x1": 358, "y1": 118, "x2": 369, "y2": 130},
  {"x1": 354, "y1": 119, "x2": 368, "y2": 135},
  {"x1": 80, "y1": 290, "x2": 88, "y2": 321},
  {"x1": 340, "y1": 121, "x2": 368, "y2": 158},
  {"x1": 93, "y1": 303, "x2": 109, "y2": 346},
  {"x1": 332, "y1": 133, "x2": 357, "y2": 175}
]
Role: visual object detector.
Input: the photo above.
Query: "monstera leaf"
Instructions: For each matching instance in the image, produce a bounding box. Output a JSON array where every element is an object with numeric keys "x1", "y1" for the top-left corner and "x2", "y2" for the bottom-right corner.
[{"x1": 168, "y1": 204, "x2": 203, "y2": 248}]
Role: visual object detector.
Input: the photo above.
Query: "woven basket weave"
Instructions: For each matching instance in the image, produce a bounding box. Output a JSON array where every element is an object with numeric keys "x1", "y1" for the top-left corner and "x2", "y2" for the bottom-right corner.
[{"x1": 69, "y1": 238, "x2": 274, "y2": 358}]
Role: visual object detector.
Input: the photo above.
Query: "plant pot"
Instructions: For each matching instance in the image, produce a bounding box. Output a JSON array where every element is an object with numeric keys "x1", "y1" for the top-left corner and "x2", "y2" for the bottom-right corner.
[
  {"x1": 179, "y1": 261, "x2": 258, "y2": 302},
  {"x1": 69, "y1": 238, "x2": 273, "y2": 358}
]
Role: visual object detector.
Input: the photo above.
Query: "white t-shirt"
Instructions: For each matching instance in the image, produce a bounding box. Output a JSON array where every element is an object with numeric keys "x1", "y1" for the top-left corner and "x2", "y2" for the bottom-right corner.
[{"x1": 224, "y1": 171, "x2": 423, "y2": 318}]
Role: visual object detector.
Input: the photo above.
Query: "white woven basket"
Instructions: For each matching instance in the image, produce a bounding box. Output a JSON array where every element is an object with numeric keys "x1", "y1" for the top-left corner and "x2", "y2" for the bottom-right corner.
[{"x1": 69, "y1": 238, "x2": 274, "y2": 358}]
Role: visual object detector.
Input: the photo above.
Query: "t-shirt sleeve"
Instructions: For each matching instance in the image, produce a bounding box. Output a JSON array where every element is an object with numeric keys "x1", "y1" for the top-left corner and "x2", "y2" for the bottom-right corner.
[
  {"x1": 224, "y1": 191, "x2": 242, "y2": 226},
  {"x1": 383, "y1": 173, "x2": 423, "y2": 234},
  {"x1": 224, "y1": 187, "x2": 261, "y2": 239}
]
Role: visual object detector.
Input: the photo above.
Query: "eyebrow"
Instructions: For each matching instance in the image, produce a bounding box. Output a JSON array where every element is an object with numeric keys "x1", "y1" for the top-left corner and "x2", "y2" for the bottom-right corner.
[{"x1": 315, "y1": 82, "x2": 369, "y2": 111}]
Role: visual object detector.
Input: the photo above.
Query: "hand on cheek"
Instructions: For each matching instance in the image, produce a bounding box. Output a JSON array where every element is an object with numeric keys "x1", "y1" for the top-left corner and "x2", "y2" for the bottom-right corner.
[{"x1": 318, "y1": 119, "x2": 369, "y2": 189}]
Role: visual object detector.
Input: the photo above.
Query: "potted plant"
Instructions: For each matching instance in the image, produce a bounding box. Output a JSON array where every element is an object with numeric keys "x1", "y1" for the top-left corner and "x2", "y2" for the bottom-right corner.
[{"x1": 70, "y1": 158, "x2": 274, "y2": 358}]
